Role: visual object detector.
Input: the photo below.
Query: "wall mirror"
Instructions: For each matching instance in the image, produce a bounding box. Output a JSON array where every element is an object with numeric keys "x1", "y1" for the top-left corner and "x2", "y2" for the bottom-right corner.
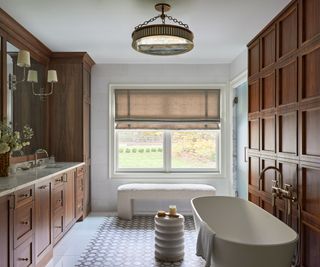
[{"x1": 7, "y1": 41, "x2": 48, "y2": 157}]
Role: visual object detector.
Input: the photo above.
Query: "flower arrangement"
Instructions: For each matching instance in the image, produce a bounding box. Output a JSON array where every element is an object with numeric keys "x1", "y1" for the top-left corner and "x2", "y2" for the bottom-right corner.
[{"x1": 0, "y1": 122, "x2": 33, "y2": 154}]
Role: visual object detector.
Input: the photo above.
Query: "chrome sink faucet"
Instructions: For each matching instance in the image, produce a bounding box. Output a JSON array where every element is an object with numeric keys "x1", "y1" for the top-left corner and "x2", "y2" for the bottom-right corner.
[{"x1": 34, "y1": 148, "x2": 49, "y2": 167}]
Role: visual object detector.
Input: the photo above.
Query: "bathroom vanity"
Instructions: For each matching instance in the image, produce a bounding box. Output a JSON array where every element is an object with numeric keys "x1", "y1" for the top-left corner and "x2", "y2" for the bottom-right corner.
[
  {"x1": 0, "y1": 163, "x2": 85, "y2": 267},
  {"x1": 0, "y1": 8, "x2": 94, "y2": 267}
]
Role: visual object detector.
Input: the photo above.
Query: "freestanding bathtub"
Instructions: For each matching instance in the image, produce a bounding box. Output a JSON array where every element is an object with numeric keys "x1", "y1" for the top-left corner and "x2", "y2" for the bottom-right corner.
[{"x1": 191, "y1": 196, "x2": 298, "y2": 267}]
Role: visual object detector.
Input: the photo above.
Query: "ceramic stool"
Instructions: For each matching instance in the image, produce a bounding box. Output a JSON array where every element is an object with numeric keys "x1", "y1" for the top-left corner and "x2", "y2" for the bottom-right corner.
[{"x1": 154, "y1": 213, "x2": 185, "y2": 262}]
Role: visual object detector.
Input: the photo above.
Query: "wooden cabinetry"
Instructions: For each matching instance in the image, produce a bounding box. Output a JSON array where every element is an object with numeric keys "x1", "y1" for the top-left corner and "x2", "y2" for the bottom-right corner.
[
  {"x1": 0, "y1": 195, "x2": 12, "y2": 267},
  {"x1": 64, "y1": 170, "x2": 75, "y2": 230},
  {"x1": 51, "y1": 167, "x2": 81, "y2": 245},
  {"x1": 75, "y1": 166, "x2": 85, "y2": 220},
  {"x1": 35, "y1": 180, "x2": 52, "y2": 266},
  {"x1": 13, "y1": 236, "x2": 34, "y2": 267},
  {"x1": 247, "y1": 0, "x2": 320, "y2": 265},
  {"x1": 13, "y1": 186, "x2": 35, "y2": 267},
  {"x1": 51, "y1": 174, "x2": 65, "y2": 245},
  {"x1": 49, "y1": 53, "x2": 94, "y2": 218}
]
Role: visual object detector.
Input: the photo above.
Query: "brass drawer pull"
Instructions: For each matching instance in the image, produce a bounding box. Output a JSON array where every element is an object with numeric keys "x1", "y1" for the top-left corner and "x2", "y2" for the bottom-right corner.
[
  {"x1": 55, "y1": 178, "x2": 62, "y2": 183},
  {"x1": 39, "y1": 185, "x2": 48, "y2": 189},
  {"x1": 19, "y1": 194, "x2": 29, "y2": 198},
  {"x1": 20, "y1": 221, "x2": 29, "y2": 225},
  {"x1": 18, "y1": 258, "x2": 29, "y2": 261},
  {"x1": 55, "y1": 226, "x2": 62, "y2": 229}
]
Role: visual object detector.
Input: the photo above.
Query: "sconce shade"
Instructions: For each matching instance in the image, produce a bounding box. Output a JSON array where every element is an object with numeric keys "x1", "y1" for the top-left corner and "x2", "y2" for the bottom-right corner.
[
  {"x1": 27, "y1": 70, "x2": 38, "y2": 83},
  {"x1": 47, "y1": 70, "x2": 58, "y2": 83},
  {"x1": 17, "y1": 50, "x2": 31, "y2": 68}
]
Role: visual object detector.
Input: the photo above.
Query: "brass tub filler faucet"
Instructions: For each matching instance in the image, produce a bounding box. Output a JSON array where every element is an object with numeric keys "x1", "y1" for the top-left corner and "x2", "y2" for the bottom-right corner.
[
  {"x1": 258, "y1": 166, "x2": 301, "y2": 266},
  {"x1": 258, "y1": 166, "x2": 297, "y2": 221}
]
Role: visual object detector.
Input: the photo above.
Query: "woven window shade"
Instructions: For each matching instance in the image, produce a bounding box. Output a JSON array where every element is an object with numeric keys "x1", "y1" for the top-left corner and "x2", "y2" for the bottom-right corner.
[{"x1": 115, "y1": 89, "x2": 220, "y2": 129}]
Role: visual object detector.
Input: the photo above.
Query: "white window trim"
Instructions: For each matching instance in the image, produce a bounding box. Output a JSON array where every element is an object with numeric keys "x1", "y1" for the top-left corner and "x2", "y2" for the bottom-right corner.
[{"x1": 109, "y1": 84, "x2": 228, "y2": 179}]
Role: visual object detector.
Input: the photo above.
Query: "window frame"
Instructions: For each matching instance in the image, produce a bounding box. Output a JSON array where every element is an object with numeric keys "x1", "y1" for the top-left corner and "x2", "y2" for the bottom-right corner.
[
  {"x1": 115, "y1": 129, "x2": 221, "y2": 173},
  {"x1": 109, "y1": 84, "x2": 228, "y2": 179}
]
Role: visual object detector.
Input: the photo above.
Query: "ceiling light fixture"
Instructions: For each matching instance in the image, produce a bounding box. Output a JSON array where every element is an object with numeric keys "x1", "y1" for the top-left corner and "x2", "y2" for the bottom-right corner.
[{"x1": 132, "y1": 3, "x2": 194, "y2": 56}]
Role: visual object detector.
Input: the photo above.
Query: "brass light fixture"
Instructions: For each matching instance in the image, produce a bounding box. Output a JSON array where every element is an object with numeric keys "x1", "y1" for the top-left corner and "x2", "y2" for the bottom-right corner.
[
  {"x1": 27, "y1": 69, "x2": 58, "y2": 99},
  {"x1": 132, "y1": 3, "x2": 194, "y2": 56}
]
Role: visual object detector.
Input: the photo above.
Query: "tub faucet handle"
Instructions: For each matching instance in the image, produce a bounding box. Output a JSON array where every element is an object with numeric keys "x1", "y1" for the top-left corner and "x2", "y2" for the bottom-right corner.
[
  {"x1": 284, "y1": 183, "x2": 292, "y2": 191},
  {"x1": 272, "y1": 179, "x2": 279, "y2": 187}
]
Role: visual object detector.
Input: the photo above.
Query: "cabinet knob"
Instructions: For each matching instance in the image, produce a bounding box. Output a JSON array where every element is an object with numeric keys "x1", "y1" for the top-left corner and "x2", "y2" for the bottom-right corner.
[
  {"x1": 20, "y1": 221, "x2": 29, "y2": 225},
  {"x1": 18, "y1": 258, "x2": 29, "y2": 261},
  {"x1": 19, "y1": 194, "x2": 29, "y2": 198},
  {"x1": 55, "y1": 226, "x2": 62, "y2": 229},
  {"x1": 39, "y1": 185, "x2": 48, "y2": 189}
]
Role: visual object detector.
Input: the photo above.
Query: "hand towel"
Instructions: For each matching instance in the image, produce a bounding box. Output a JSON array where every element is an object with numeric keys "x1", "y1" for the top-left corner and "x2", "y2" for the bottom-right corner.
[{"x1": 196, "y1": 221, "x2": 216, "y2": 267}]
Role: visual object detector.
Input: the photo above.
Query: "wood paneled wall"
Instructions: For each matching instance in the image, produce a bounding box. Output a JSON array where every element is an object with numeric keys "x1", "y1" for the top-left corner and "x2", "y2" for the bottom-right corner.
[{"x1": 247, "y1": 0, "x2": 320, "y2": 266}]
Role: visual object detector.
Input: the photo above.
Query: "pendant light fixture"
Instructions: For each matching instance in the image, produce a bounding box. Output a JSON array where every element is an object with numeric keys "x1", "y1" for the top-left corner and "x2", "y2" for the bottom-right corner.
[{"x1": 132, "y1": 3, "x2": 194, "y2": 56}]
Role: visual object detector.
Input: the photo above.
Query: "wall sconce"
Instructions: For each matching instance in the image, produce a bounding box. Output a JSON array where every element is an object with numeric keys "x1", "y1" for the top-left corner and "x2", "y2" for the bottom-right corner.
[
  {"x1": 8, "y1": 50, "x2": 31, "y2": 91},
  {"x1": 27, "y1": 69, "x2": 58, "y2": 97}
]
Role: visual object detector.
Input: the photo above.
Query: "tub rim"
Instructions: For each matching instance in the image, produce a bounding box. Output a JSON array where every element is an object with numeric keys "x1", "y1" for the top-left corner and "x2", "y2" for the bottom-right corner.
[{"x1": 191, "y1": 196, "x2": 299, "y2": 247}]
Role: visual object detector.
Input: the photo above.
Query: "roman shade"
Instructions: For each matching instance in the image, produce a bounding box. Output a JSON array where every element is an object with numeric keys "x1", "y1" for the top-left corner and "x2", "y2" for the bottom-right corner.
[{"x1": 115, "y1": 89, "x2": 220, "y2": 129}]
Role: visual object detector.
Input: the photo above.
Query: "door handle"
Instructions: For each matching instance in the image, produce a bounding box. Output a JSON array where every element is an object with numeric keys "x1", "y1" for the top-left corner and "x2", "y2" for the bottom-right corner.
[{"x1": 244, "y1": 146, "x2": 248, "y2": 163}]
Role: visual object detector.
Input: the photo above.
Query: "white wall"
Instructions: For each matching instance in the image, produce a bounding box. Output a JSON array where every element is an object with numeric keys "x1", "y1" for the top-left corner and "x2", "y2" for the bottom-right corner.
[
  {"x1": 229, "y1": 49, "x2": 248, "y2": 80},
  {"x1": 91, "y1": 64, "x2": 231, "y2": 212}
]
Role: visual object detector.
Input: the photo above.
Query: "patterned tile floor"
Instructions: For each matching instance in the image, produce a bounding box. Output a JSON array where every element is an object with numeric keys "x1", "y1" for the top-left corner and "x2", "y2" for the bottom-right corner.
[{"x1": 76, "y1": 216, "x2": 206, "y2": 267}]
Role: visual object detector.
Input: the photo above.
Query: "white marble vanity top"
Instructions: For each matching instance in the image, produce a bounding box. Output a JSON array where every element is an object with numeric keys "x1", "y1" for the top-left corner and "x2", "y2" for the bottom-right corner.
[{"x1": 0, "y1": 162, "x2": 84, "y2": 197}]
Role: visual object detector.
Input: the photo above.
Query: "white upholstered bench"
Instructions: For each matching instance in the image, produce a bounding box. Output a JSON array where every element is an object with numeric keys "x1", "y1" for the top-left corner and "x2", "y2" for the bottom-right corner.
[{"x1": 117, "y1": 183, "x2": 216, "y2": 220}]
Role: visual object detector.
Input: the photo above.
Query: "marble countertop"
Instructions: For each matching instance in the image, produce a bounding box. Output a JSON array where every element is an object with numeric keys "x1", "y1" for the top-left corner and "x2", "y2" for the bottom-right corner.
[{"x1": 0, "y1": 162, "x2": 84, "y2": 198}]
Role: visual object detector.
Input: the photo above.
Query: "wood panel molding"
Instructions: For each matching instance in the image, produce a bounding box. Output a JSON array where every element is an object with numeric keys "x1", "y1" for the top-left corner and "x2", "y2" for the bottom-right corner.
[
  {"x1": 247, "y1": 0, "x2": 320, "y2": 265},
  {"x1": 0, "y1": 8, "x2": 51, "y2": 64}
]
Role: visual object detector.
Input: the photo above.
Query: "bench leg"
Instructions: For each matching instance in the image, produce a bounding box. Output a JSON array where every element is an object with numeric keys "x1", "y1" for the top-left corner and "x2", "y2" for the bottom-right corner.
[{"x1": 117, "y1": 194, "x2": 133, "y2": 220}]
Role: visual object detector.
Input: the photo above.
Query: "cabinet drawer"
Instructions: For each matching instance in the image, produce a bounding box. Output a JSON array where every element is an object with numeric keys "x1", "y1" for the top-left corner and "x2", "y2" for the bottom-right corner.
[
  {"x1": 14, "y1": 235, "x2": 34, "y2": 267},
  {"x1": 77, "y1": 165, "x2": 85, "y2": 176},
  {"x1": 52, "y1": 174, "x2": 65, "y2": 189},
  {"x1": 15, "y1": 185, "x2": 34, "y2": 209},
  {"x1": 14, "y1": 202, "x2": 33, "y2": 248},
  {"x1": 53, "y1": 210, "x2": 64, "y2": 242},
  {"x1": 52, "y1": 187, "x2": 64, "y2": 212}
]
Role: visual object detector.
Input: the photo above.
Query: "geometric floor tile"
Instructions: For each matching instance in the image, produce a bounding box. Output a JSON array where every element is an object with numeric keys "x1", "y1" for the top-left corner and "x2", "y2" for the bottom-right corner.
[{"x1": 76, "y1": 216, "x2": 206, "y2": 267}]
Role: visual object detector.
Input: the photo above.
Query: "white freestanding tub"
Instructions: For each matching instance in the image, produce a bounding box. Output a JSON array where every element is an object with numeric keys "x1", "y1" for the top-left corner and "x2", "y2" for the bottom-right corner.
[{"x1": 191, "y1": 196, "x2": 298, "y2": 267}]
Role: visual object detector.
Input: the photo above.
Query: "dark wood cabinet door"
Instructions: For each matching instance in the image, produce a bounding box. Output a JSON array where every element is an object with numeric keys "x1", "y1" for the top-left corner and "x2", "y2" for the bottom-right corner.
[
  {"x1": 35, "y1": 180, "x2": 52, "y2": 265},
  {"x1": 0, "y1": 195, "x2": 11, "y2": 267},
  {"x1": 64, "y1": 170, "x2": 75, "y2": 229}
]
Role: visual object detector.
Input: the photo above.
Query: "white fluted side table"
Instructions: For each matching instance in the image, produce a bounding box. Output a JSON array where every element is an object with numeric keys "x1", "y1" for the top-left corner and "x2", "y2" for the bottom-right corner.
[{"x1": 154, "y1": 214, "x2": 185, "y2": 262}]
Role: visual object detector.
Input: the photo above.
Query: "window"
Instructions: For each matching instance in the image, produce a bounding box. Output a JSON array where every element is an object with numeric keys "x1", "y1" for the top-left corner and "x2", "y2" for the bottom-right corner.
[
  {"x1": 110, "y1": 86, "x2": 223, "y2": 177},
  {"x1": 116, "y1": 130, "x2": 219, "y2": 172}
]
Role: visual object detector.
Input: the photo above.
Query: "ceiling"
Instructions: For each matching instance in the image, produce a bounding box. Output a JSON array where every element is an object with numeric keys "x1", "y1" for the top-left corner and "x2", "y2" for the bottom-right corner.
[{"x1": 0, "y1": 0, "x2": 291, "y2": 64}]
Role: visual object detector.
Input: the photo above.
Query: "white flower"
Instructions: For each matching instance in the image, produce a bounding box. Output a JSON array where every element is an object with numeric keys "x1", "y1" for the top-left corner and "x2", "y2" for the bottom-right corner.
[
  {"x1": 0, "y1": 143, "x2": 10, "y2": 154},
  {"x1": 1, "y1": 134, "x2": 10, "y2": 143}
]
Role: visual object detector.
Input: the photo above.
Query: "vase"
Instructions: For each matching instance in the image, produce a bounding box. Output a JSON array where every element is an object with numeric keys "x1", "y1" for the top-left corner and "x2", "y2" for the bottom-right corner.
[{"x1": 0, "y1": 152, "x2": 10, "y2": 177}]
